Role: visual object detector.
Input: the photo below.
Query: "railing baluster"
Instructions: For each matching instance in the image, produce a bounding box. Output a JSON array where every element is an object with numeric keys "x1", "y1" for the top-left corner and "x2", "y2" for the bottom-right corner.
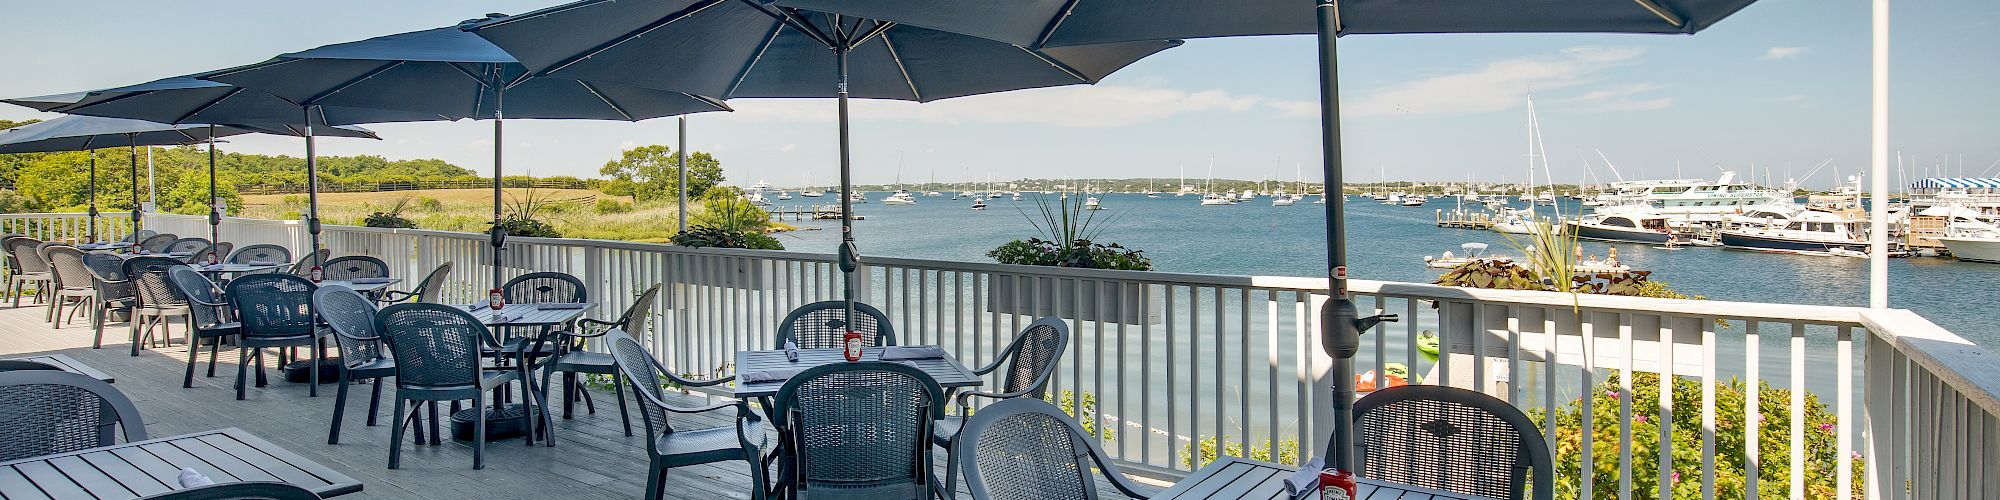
[
  {"x1": 1659, "y1": 315, "x2": 1675, "y2": 500},
  {"x1": 1702, "y1": 318, "x2": 1716, "y2": 500},
  {"x1": 1620, "y1": 312, "x2": 1634, "y2": 500},
  {"x1": 1579, "y1": 308, "x2": 1594, "y2": 500},
  {"x1": 1837, "y1": 325, "x2": 1854, "y2": 500},
  {"x1": 1746, "y1": 320, "x2": 1761, "y2": 500},
  {"x1": 1791, "y1": 322, "x2": 1806, "y2": 500}
]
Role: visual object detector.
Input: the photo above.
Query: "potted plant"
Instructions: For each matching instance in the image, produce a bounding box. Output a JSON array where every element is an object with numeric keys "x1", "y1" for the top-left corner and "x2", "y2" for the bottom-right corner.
[
  {"x1": 986, "y1": 194, "x2": 1159, "y2": 324},
  {"x1": 668, "y1": 188, "x2": 780, "y2": 291}
]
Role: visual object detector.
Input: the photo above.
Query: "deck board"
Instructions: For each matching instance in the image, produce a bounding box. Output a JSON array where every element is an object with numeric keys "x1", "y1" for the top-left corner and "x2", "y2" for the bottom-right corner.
[{"x1": 0, "y1": 302, "x2": 1147, "y2": 499}]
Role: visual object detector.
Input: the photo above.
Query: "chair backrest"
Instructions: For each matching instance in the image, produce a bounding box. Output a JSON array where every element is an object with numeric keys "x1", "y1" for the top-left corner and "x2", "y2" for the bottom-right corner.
[
  {"x1": 164, "y1": 237, "x2": 211, "y2": 255},
  {"x1": 609, "y1": 335, "x2": 681, "y2": 456},
  {"x1": 122, "y1": 229, "x2": 156, "y2": 244},
  {"x1": 958, "y1": 398, "x2": 1135, "y2": 500},
  {"x1": 139, "y1": 233, "x2": 178, "y2": 253},
  {"x1": 226, "y1": 274, "x2": 318, "y2": 339},
  {"x1": 83, "y1": 252, "x2": 135, "y2": 301},
  {"x1": 226, "y1": 244, "x2": 291, "y2": 265},
  {"x1": 321, "y1": 256, "x2": 388, "y2": 280},
  {"x1": 502, "y1": 271, "x2": 586, "y2": 304},
  {"x1": 44, "y1": 246, "x2": 92, "y2": 290},
  {"x1": 775, "y1": 301, "x2": 896, "y2": 349},
  {"x1": 313, "y1": 285, "x2": 384, "y2": 368},
  {"x1": 7, "y1": 237, "x2": 47, "y2": 274},
  {"x1": 136, "y1": 481, "x2": 322, "y2": 500},
  {"x1": 377, "y1": 303, "x2": 488, "y2": 392},
  {"x1": 772, "y1": 361, "x2": 943, "y2": 494},
  {"x1": 995, "y1": 318, "x2": 1069, "y2": 399},
  {"x1": 1352, "y1": 385, "x2": 1553, "y2": 500},
  {"x1": 124, "y1": 256, "x2": 190, "y2": 309},
  {"x1": 0, "y1": 360, "x2": 65, "y2": 372},
  {"x1": 288, "y1": 248, "x2": 331, "y2": 276},
  {"x1": 34, "y1": 241, "x2": 66, "y2": 270},
  {"x1": 0, "y1": 371, "x2": 149, "y2": 461},
  {"x1": 187, "y1": 241, "x2": 231, "y2": 264},
  {"x1": 0, "y1": 235, "x2": 23, "y2": 274},
  {"x1": 409, "y1": 262, "x2": 453, "y2": 303},
  {"x1": 611, "y1": 284, "x2": 661, "y2": 338},
  {"x1": 166, "y1": 267, "x2": 230, "y2": 329}
]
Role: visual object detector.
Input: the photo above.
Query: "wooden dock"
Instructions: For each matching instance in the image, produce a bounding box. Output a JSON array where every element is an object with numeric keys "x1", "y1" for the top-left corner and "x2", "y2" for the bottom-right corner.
[
  {"x1": 1435, "y1": 209, "x2": 1496, "y2": 229},
  {"x1": 767, "y1": 204, "x2": 859, "y2": 221}
]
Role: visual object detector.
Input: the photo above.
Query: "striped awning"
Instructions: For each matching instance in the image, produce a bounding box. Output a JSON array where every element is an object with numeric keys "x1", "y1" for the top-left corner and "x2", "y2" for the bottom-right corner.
[{"x1": 1912, "y1": 178, "x2": 2000, "y2": 189}]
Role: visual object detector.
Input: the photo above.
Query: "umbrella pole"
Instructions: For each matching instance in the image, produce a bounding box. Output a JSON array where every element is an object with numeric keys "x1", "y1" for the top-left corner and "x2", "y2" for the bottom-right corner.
[
  {"x1": 88, "y1": 151, "x2": 97, "y2": 242},
  {"x1": 304, "y1": 106, "x2": 323, "y2": 266},
  {"x1": 678, "y1": 116, "x2": 688, "y2": 234},
  {"x1": 835, "y1": 45, "x2": 859, "y2": 329},
  {"x1": 491, "y1": 94, "x2": 505, "y2": 293},
  {"x1": 1315, "y1": 0, "x2": 1367, "y2": 474},
  {"x1": 209, "y1": 126, "x2": 221, "y2": 246},
  {"x1": 129, "y1": 136, "x2": 141, "y2": 235}
]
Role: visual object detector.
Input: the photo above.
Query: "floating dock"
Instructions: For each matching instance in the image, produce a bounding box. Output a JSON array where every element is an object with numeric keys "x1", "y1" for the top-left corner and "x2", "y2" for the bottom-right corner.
[
  {"x1": 768, "y1": 204, "x2": 860, "y2": 221},
  {"x1": 1435, "y1": 209, "x2": 1496, "y2": 229}
]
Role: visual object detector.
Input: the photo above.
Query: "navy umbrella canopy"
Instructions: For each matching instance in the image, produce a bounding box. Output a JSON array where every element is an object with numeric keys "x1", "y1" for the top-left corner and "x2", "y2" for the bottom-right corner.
[
  {"x1": 0, "y1": 115, "x2": 374, "y2": 241},
  {"x1": 462, "y1": 0, "x2": 1179, "y2": 327},
  {"x1": 757, "y1": 0, "x2": 1763, "y2": 481}
]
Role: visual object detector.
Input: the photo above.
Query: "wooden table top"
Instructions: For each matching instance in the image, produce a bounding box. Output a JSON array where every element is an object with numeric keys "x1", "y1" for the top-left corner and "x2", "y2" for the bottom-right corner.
[
  {"x1": 732, "y1": 347, "x2": 983, "y2": 398},
  {"x1": 1, "y1": 353, "x2": 114, "y2": 383},
  {"x1": 0, "y1": 427, "x2": 362, "y2": 499},
  {"x1": 1154, "y1": 457, "x2": 1496, "y2": 500}
]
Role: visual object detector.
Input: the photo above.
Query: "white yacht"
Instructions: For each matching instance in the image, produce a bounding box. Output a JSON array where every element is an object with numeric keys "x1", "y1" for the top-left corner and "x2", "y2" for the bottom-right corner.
[
  {"x1": 1400, "y1": 195, "x2": 1427, "y2": 207},
  {"x1": 1566, "y1": 212, "x2": 1672, "y2": 244},
  {"x1": 1238, "y1": 189, "x2": 1256, "y2": 201},
  {"x1": 881, "y1": 190, "x2": 917, "y2": 205},
  {"x1": 800, "y1": 189, "x2": 823, "y2": 198},
  {"x1": 848, "y1": 192, "x2": 867, "y2": 203},
  {"x1": 1084, "y1": 196, "x2": 1103, "y2": 210},
  {"x1": 775, "y1": 190, "x2": 792, "y2": 201},
  {"x1": 1200, "y1": 193, "x2": 1235, "y2": 206},
  {"x1": 1925, "y1": 205, "x2": 2000, "y2": 263},
  {"x1": 1596, "y1": 171, "x2": 1793, "y2": 216},
  {"x1": 1272, "y1": 195, "x2": 1297, "y2": 207},
  {"x1": 744, "y1": 181, "x2": 774, "y2": 206},
  {"x1": 1718, "y1": 209, "x2": 1870, "y2": 256}
]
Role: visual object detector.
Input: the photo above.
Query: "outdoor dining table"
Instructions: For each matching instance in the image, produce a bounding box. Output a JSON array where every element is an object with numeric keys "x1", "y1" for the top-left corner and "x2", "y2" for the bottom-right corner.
[
  {"x1": 452, "y1": 302, "x2": 593, "y2": 445},
  {"x1": 75, "y1": 242, "x2": 134, "y2": 251},
  {"x1": 1, "y1": 353, "x2": 115, "y2": 383},
  {"x1": 731, "y1": 346, "x2": 983, "y2": 399},
  {"x1": 193, "y1": 263, "x2": 283, "y2": 276},
  {"x1": 1154, "y1": 457, "x2": 1496, "y2": 500},
  {"x1": 111, "y1": 251, "x2": 194, "y2": 260},
  {"x1": 0, "y1": 427, "x2": 362, "y2": 499},
  {"x1": 313, "y1": 278, "x2": 401, "y2": 294}
]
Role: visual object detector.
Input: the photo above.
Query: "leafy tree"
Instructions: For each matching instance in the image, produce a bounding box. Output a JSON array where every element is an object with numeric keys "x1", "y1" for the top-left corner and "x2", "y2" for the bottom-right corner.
[{"x1": 599, "y1": 145, "x2": 723, "y2": 202}]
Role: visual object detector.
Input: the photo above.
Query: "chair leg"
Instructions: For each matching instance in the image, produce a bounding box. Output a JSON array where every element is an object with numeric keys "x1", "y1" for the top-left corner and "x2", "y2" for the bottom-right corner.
[
  {"x1": 613, "y1": 375, "x2": 631, "y2": 437},
  {"x1": 183, "y1": 337, "x2": 201, "y2": 388},
  {"x1": 254, "y1": 348, "x2": 268, "y2": 388},
  {"x1": 207, "y1": 337, "x2": 220, "y2": 377},
  {"x1": 644, "y1": 461, "x2": 666, "y2": 500},
  {"x1": 91, "y1": 304, "x2": 107, "y2": 349},
  {"x1": 388, "y1": 397, "x2": 407, "y2": 469},
  {"x1": 329, "y1": 371, "x2": 351, "y2": 444},
  {"x1": 472, "y1": 393, "x2": 487, "y2": 470},
  {"x1": 942, "y1": 442, "x2": 960, "y2": 499},
  {"x1": 366, "y1": 378, "x2": 383, "y2": 426},
  {"x1": 429, "y1": 401, "x2": 443, "y2": 446},
  {"x1": 235, "y1": 347, "x2": 250, "y2": 400},
  {"x1": 560, "y1": 371, "x2": 574, "y2": 419},
  {"x1": 128, "y1": 313, "x2": 142, "y2": 357},
  {"x1": 307, "y1": 343, "x2": 320, "y2": 397},
  {"x1": 582, "y1": 375, "x2": 598, "y2": 414}
]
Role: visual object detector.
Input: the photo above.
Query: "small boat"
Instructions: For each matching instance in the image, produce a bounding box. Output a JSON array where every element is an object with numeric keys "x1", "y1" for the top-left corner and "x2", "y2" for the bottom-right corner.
[
  {"x1": 1718, "y1": 209, "x2": 1870, "y2": 255},
  {"x1": 800, "y1": 189, "x2": 823, "y2": 198},
  {"x1": 1935, "y1": 218, "x2": 2000, "y2": 263},
  {"x1": 881, "y1": 190, "x2": 917, "y2": 205},
  {"x1": 849, "y1": 192, "x2": 868, "y2": 203},
  {"x1": 1084, "y1": 196, "x2": 1103, "y2": 210},
  {"x1": 924, "y1": 191, "x2": 942, "y2": 197},
  {"x1": 1400, "y1": 196, "x2": 1427, "y2": 207},
  {"x1": 1272, "y1": 196, "x2": 1296, "y2": 207},
  {"x1": 1237, "y1": 189, "x2": 1256, "y2": 201},
  {"x1": 1012, "y1": 193, "x2": 1022, "y2": 201},
  {"x1": 971, "y1": 198, "x2": 988, "y2": 210},
  {"x1": 1565, "y1": 212, "x2": 1672, "y2": 244},
  {"x1": 1423, "y1": 243, "x2": 1493, "y2": 269},
  {"x1": 776, "y1": 191, "x2": 792, "y2": 200},
  {"x1": 1200, "y1": 193, "x2": 1235, "y2": 206}
]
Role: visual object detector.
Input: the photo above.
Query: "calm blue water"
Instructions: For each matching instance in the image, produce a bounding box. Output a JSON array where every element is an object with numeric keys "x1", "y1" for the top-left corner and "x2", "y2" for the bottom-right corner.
[{"x1": 772, "y1": 192, "x2": 2000, "y2": 349}]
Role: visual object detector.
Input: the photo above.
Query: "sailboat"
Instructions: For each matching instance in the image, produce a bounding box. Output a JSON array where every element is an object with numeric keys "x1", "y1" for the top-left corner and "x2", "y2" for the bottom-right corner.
[
  {"x1": 799, "y1": 171, "x2": 823, "y2": 198},
  {"x1": 882, "y1": 165, "x2": 916, "y2": 205}
]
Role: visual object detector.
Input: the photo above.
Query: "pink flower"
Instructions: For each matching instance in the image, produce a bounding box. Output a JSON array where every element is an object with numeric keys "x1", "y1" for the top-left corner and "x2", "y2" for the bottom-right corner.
[
  {"x1": 1634, "y1": 415, "x2": 1649, "y2": 424},
  {"x1": 1757, "y1": 415, "x2": 1766, "y2": 423},
  {"x1": 1851, "y1": 451, "x2": 1863, "y2": 460},
  {"x1": 1817, "y1": 423, "x2": 1835, "y2": 432},
  {"x1": 1606, "y1": 390, "x2": 1620, "y2": 399},
  {"x1": 1671, "y1": 472, "x2": 1681, "y2": 483}
]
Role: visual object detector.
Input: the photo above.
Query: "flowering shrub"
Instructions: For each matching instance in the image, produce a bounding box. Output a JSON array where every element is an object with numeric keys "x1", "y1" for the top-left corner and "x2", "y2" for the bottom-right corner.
[{"x1": 1533, "y1": 371, "x2": 1862, "y2": 499}]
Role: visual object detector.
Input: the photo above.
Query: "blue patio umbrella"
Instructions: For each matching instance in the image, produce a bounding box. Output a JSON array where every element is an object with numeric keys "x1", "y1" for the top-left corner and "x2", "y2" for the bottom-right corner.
[
  {"x1": 7, "y1": 77, "x2": 423, "y2": 247},
  {"x1": 763, "y1": 0, "x2": 1765, "y2": 479},
  {"x1": 0, "y1": 115, "x2": 374, "y2": 242},
  {"x1": 460, "y1": 1, "x2": 1180, "y2": 327},
  {"x1": 205, "y1": 25, "x2": 732, "y2": 293}
]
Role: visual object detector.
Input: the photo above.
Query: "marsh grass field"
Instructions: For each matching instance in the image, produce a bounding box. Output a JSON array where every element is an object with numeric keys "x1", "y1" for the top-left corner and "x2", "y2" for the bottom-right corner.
[{"x1": 238, "y1": 188, "x2": 705, "y2": 243}]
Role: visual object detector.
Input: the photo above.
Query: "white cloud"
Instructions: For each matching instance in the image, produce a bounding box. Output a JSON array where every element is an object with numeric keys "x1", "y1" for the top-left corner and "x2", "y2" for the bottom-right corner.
[
  {"x1": 1346, "y1": 46, "x2": 1647, "y2": 117},
  {"x1": 1764, "y1": 47, "x2": 1806, "y2": 60},
  {"x1": 778, "y1": 143, "x2": 799, "y2": 152},
  {"x1": 1556, "y1": 83, "x2": 1673, "y2": 113},
  {"x1": 725, "y1": 85, "x2": 1266, "y2": 128}
]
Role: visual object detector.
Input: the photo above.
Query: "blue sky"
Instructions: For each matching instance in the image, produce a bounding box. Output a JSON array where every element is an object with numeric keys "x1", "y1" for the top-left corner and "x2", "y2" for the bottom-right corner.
[{"x1": 1, "y1": 0, "x2": 1994, "y2": 190}]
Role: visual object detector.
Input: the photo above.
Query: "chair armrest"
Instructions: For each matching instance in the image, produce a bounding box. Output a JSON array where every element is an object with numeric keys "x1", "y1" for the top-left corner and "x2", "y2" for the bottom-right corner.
[
  {"x1": 952, "y1": 389, "x2": 1035, "y2": 414},
  {"x1": 185, "y1": 294, "x2": 228, "y2": 308},
  {"x1": 664, "y1": 371, "x2": 734, "y2": 388},
  {"x1": 1089, "y1": 449, "x2": 1155, "y2": 499},
  {"x1": 374, "y1": 290, "x2": 418, "y2": 304}
]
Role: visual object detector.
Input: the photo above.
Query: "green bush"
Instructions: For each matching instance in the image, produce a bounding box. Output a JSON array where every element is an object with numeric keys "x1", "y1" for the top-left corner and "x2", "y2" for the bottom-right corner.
[
  {"x1": 1047, "y1": 390, "x2": 1114, "y2": 442},
  {"x1": 671, "y1": 225, "x2": 782, "y2": 250},
  {"x1": 595, "y1": 198, "x2": 634, "y2": 214},
  {"x1": 493, "y1": 214, "x2": 559, "y2": 238},
  {"x1": 1182, "y1": 436, "x2": 1301, "y2": 469},
  {"x1": 1534, "y1": 371, "x2": 1862, "y2": 499},
  {"x1": 362, "y1": 212, "x2": 417, "y2": 229}
]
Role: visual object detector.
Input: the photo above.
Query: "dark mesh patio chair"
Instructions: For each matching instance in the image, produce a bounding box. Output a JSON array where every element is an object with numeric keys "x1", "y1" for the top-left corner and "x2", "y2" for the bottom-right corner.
[
  {"x1": 227, "y1": 244, "x2": 291, "y2": 265},
  {"x1": 187, "y1": 241, "x2": 233, "y2": 265},
  {"x1": 164, "y1": 237, "x2": 211, "y2": 256},
  {"x1": 5, "y1": 236, "x2": 49, "y2": 308},
  {"x1": 314, "y1": 285, "x2": 400, "y2": 445},
  {"x1": 496, "y1": 271, "x2": 586, "y2": 356},
  {"x1": 84, "y1": 252, "x2": 137, "y2": 349},
  {"x1": 378, "y1": 262, "x2": 451, "y2": 304},
  {"x1": 166, "y1": 267, "x2": 242, "y2": 389},
  {"x1": 33, "y1": 241, "x2": 67, "y2": 319},
  {"x1": 43, "y1": 245, "x2": 94, "y2": 328},
  {"x1": 1, "y1": 233, "x2": 22, "y2": 294},
  {"x1": 139, "y1": 233, "x2": 179, "y2": 253},
  {"x1": 122, "y1": 229, "x2": 157, "y2": 244},
  {"x1": 775, "y1": 300, "x2": 896, "y2": 349},
  {"x1": 137, "y1": 481, "x2": 322, "y2": 500},
  {"x1": 1351, "y1": 385, "x2": 1554, "y2": 500},
  {"x1": 609, "y1": 335, "x2": 769, "y2": 500},
  {"x1": 936, "y1": 317, "x2": 1070, "y2": 498},
  {"x1": 378, "y1": 302, "x2": 528, "y2": 470},
  {"x1": 772, "y1": 361, "x2": 944, "y2": 499},
  {"x1": 0, "y1": 370, "x2": 148, "y2": 462},
  {"x1": 957, "y1": 398, "x2": 1152, "y2": 500},
  {"x1": 543, "y1": 284, "x2": 659, "y2": 436},
  {"x1": 124, "y1": 256, "x2": 192, "y2": 356},
  {"x1": 0, "y1": 359, "x2": 65, "y2": 372},
  {"x1": 322, "y1": 255, "x2": 388, "y2": 280},
  {"x1": 287, "y1": 248, "x2": 331, "y2": 276},
  {"x1": 226, "y1": 273, "x2": 324, "y2": 400}
]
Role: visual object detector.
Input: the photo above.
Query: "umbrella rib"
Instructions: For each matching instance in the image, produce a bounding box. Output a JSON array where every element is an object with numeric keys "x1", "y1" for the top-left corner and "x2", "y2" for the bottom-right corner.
[
  {"x1": 171, "y1": 87, "x2": 245, "y2": 125},
  {"x1": 536, "y1": 0, "x2": 729, "y2": 78},
  {"x1": 576, "y1": 80, "x2": 636, "y2": 121},
  {"x1": 726, "y1": 20, "x2": 787, "y2": 98},
  {"x1": 1631, "y1": 0, "x2": 1688, "y2": 29},
  {"x1": 304, "y1": 60, "x2": 405, "y2": 105},
  {"x1": 1034, "y1": 0, "x2": 1085, "y2": 48},
  {"x1": 1019, "y1": 47, "x2": 1091, "y2": 83},
  {"x1": 173, "y1": 128, "x2": 200, "y2": 145},
  {"x1": 769, "y1": 6, "x2": 838, "y2": 48},
  {"x1": 848, "y1": 20, "x2": 895, "y2": 50},
  {"x1": 877, "y1": 32, "x2": 923, "y2": 101}
]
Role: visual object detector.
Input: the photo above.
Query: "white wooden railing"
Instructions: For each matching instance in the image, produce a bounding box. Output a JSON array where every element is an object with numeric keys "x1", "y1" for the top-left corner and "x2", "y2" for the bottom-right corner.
[{"x1": 20, "y1": 212, "x2": 2000, "y2": 497}]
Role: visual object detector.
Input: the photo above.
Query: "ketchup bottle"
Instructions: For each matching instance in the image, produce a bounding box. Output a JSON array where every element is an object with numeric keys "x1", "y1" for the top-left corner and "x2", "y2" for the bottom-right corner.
[
  {"x1": 489, "y1": 288, "x2": 505, "y2": 310},
  {"x1": 1319, "y1": 468, "x2": 1357, "y2": 500},
  {"x1": 308, "y1": 265, "x2": 324, "y2": 283},
  {"x1": 841, "y1": 331, "x2": 863, "y2": 362}
]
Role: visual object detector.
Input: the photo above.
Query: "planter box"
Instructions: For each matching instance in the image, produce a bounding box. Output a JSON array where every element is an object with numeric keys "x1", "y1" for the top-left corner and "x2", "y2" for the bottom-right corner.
[{"x1": 987, "y1": 275, "x2": 1161, "y2": 325}]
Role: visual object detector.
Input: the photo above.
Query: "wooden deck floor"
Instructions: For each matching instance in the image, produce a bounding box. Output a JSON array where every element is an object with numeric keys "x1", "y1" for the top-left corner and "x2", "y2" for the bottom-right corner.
[{"x1": 0, "y1": 300, "x2": 1153, "y2": 499}]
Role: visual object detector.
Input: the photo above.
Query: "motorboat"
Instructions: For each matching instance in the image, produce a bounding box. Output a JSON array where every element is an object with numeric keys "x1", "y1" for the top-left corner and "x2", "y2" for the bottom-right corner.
[
  {"x1": 1238, "y1": 189, "x2": 1256, "y2": 201},
  {"x1": 1565, "y1": 212, "x2": 1672, "y2": 244},
  {"x1": 1423, "y1": 243, "x2": 1494, "y2": 269},
  {"x1": 970, "y1": 197, "x2": 988, "y2": 210},
  {"x1": 1718, "y1": 209, "x2": 1871, "y2": 255},
  {"x1": 1272, "y1": 196, "x2": 1296, "y2": 207},
  {"x1": 849, "y1": 192, "x2": 867, "y2": 203},
  {"x1": 1084, "y1": 197, "x2": 1103, "y2": 210},
  {"x1": 800, "y1": 189, "x2": 823, "y2": 198},
  {"x1": 1932, "y1": 210, "x2": 2000, "y2": 263},
  {"x1": 1200, "y1": 193, "x2": 1235, "y2": 206},
  {"x1": 775, "y1": 191, "x2": 792, "y2": 201},
  {"x1": 1400, "y1": 196, "x2": 1427, "y2": 207},
  {"x1": 881, "y1": 190, "x2": 917, "y2": 205},
  {"x1": 1595, "y1": 171, "x2": 1794, "y2": 216}
]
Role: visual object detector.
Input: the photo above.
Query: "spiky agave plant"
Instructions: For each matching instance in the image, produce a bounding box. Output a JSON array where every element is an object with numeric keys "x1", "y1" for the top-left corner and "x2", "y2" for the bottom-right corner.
[
  {"x1": 1493, "y1": 213, "x2": 1582, "y2": 293},
  {"x1": 1014, "y1": 192, "x2": 1126, "y2": 266}
]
